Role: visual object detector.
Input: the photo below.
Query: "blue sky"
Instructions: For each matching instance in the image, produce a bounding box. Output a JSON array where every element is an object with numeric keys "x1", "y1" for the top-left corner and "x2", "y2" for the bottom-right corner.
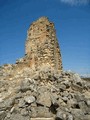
[{"x1": 0, "y1": 0, "x2": 90, "y2": 75}]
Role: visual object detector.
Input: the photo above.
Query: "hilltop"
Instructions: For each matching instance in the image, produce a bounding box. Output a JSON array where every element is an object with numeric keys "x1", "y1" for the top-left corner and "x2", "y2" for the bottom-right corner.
[{"x1": 0, "y1": 17, "x2": 90, "y2": 120}]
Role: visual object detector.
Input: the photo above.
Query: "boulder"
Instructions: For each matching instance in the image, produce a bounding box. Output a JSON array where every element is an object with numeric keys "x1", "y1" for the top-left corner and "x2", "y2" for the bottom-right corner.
[
  {"x1": 37, "y1": 92, "x2": 51, "y2": 107},
  {"x1": 24, "y1": 96, "x2": 36, "y2": 104}
]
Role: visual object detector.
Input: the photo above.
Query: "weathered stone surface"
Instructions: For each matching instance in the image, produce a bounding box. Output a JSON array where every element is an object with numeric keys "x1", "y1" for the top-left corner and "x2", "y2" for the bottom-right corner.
[
  {"x1": 0, "y1": 69, "x2": 90, "y2": 119},
  {"x1": 86, "y1": 99, "x2": 90, "y2": 106},
  {"x1": 8, "y1": 113, "x2": 30, "y2": 120},
  {"x1": 0, "y1": 111, "x2": 6, "y2": 120},
  {"x1": 56, "y1": 110, "x2": 64, "y2": 119},
  {"x1": 67, "y1": 114, "x2": 74, "y2": 120},
  {"x1": 31, "y1": 118, "x2": 54, "y2": 120},
  {"x1": 25, "y1": 17, "x2": 62, "y2": 72},
  {"x1": 18, "y1": 99, "x2": 25, "y2": 108},
  {"x1": 37, "y1": 92, "x2": 51, "y2": 107},
  {"x1": 34, "y1": 107, "x2": 52, "y2": 117},
  {"x1": 0, "y1": 17, "x2": 90, "y2": 120},
  {"x1": 21, "y1": 108, "x2": 29, "y2": 116},
  {"x1": 24, "y1": 96, "x2": 35, "y2": 104}
]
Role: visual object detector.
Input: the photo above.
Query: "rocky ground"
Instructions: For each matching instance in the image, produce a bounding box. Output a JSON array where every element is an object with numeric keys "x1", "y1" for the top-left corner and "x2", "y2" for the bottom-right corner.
[{"x1": 0, "y1": 64, "x2": 90, "y2": 120}]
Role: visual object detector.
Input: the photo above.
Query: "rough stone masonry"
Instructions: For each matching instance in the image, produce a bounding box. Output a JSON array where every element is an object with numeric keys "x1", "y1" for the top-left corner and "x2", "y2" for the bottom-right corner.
[
  {"x1": 25, "y1": 17, "x2": 62, "y2": 72},
  {"x1": 0, "y1": 17, "x2": 90, "y2": 120}
]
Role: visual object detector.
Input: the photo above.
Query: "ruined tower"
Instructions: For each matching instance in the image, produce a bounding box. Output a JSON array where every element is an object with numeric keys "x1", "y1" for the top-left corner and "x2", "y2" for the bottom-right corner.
[{"x1": 25, "y1": 17, "x2": 62, "y2": 71}]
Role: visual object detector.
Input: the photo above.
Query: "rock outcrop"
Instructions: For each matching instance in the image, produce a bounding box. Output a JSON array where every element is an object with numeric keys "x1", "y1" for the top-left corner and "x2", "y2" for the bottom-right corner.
[{"x1": 0, "y1": 17, "x2": 90, "y2": 120}]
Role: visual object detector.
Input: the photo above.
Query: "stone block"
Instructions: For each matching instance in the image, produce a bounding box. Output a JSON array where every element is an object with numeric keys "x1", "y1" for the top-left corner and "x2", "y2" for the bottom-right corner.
[{"x1": 31, "y1": 118, "x2": 54, "y2": 120}]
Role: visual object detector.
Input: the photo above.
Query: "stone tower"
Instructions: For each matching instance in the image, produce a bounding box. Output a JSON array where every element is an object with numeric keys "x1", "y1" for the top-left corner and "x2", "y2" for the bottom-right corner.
[{"x1": 25, "y1": 17, "x2": 62, "y2": 71}]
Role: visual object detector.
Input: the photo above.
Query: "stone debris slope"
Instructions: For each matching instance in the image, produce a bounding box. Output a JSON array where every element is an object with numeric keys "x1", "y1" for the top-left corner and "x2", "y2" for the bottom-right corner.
[
  {"x1": 0, "y1": 17, "x2": 90, "y2": 120},
  {"x1": 0, "y1": 65, "x2": 90, "y2": 120}
]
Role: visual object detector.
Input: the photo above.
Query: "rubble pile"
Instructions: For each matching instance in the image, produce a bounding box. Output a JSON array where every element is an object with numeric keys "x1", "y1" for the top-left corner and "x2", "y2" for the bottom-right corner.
[
  {"x1": 0, "y1": 65, "x2": 90, "y2": 120},
  {"x1": 0, "y1": 17, "x2": 90, "y2": 120}
]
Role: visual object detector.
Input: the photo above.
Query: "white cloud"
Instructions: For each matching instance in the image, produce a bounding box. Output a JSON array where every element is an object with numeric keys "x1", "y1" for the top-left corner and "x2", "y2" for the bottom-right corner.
[{"x1": 60, "y1": 0, "x2": 90, "y2": 6}]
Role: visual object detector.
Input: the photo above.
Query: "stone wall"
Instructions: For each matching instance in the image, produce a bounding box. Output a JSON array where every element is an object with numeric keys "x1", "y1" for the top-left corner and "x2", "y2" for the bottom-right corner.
[
  {"x1": 0, "y1": 17, "x2": 90, "y2": 120},
  {"x1": 25, "y1": 17, "x2": 62, "y2": 72}
]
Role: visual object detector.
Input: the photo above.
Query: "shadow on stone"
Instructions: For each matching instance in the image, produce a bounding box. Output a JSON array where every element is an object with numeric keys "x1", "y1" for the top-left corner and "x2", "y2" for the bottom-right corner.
[
  {"x1": 55, "y1": 117, "x2": 62, "y2": 120},
  {"x1": 49, "y1": 103, "x2": 59, "y2": 114}
]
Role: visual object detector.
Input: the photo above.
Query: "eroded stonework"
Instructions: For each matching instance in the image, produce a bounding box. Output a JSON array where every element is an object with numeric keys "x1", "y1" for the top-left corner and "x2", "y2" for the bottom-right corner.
[
  {"x1": 25, "y1": 17, "x2": 62, "y2": 71},
  {"x1": 0, "y1": 17, "x2": 90, "y2": 120}
]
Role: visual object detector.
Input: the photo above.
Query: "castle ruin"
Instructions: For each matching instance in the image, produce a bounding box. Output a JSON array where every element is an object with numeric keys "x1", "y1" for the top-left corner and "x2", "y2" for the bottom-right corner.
[{"x1": 25, "y1": 17, "x2": 62, "y2": 71}]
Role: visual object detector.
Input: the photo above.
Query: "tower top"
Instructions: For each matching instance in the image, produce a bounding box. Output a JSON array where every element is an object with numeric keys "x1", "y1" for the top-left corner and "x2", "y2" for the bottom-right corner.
[{"x1": 37, "y1": 16, "x2": 49, "y2": 22}]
